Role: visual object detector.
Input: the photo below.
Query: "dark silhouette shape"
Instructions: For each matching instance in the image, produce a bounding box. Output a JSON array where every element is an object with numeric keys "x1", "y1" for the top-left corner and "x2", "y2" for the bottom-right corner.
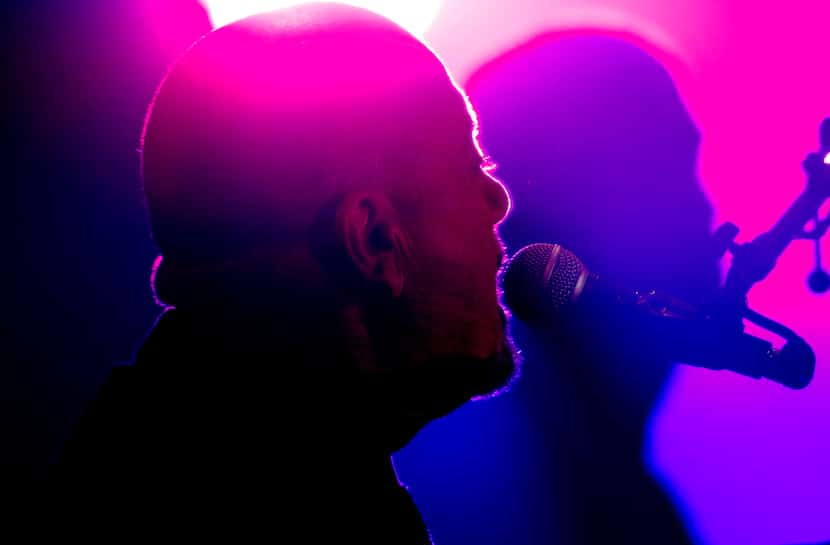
[
  {"x1": 398, "y1": 30, "x2": 719, "y2": 545},
  {"x1": 470, "y1": 30, "x2": 720, "y2": 545},
  {"x1": 44, "y1": 5, "x2": 515, "y2": 541}
]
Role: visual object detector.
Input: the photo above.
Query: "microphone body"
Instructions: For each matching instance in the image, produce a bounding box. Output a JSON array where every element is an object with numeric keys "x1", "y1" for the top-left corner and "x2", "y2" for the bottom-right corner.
[{"x1": 502, "y1": 243, "x2": 815, "y2": 389}]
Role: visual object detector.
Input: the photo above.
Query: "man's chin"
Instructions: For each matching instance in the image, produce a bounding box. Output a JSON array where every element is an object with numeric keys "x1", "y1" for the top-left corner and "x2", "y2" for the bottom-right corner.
[
  {"x1": 468, "y1": 337, "x2": 520, "y2": 400},
  {"x1": 360, "y1": 340, "x2": 519, "y2": 452},
  {"x1": 426, "y1": 336, "x2": 520, "y2": 407}
]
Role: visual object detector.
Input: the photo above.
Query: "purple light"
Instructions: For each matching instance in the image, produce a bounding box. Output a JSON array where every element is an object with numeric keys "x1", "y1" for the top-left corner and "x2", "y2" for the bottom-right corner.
[{"x1": 399, "y1": 3, "x2": 830, "y2": 545}]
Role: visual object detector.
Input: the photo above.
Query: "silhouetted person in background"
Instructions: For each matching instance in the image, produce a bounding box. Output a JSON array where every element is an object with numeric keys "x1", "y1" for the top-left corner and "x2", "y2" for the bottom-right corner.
[
  {"x1": 409, "y1": 30, "x2": 719, "y2": 545},
  {"x1": 46, "y1": 5, "x2": 515, "y2": 541}
]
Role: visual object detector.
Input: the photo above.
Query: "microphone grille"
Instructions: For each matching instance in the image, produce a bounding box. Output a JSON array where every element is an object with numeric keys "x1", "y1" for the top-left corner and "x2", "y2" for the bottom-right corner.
[{"x1": 502, "y1": 243, "x2": 588, "y2": 323}]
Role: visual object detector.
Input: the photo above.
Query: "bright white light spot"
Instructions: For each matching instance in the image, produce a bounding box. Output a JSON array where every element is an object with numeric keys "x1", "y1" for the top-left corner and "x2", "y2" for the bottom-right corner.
[
  {"x1": 200, "y1": 0, "x2": 442, "y2": 37},
  {"x1": 824, "y1": 151, "x2": 830, "y2": 165}
]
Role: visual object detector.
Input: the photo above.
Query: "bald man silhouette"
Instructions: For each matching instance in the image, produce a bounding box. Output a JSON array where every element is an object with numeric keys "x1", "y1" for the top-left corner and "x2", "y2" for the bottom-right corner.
[{"x1": 48, "y1": 5, "x2": 515, "y2": 542}]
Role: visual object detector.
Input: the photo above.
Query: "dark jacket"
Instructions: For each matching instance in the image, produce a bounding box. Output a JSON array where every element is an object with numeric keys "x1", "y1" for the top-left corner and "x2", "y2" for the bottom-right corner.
[{"x1": 47, "y1": 309, "x2": 431, "y2": 543}]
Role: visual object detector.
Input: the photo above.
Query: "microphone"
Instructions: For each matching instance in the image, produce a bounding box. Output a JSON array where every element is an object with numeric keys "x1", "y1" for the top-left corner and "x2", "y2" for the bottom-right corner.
[{"x1": 502, "y1": 243, "x2": 815, "y2": 389}]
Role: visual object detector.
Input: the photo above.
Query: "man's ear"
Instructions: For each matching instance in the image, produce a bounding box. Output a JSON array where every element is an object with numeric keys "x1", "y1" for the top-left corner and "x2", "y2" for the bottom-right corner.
[{"x1": 333, "y1": 191, "x2": 410, "y2": 297}]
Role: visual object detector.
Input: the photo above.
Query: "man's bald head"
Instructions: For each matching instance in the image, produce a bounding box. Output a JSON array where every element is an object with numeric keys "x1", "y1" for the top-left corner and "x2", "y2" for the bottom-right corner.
[
  {"x1": 138, "y1": 2, "x2": 513, "y2": 416},
  {"x1": 141, "y1": 4, "x2": 472, "y2": 268}
]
